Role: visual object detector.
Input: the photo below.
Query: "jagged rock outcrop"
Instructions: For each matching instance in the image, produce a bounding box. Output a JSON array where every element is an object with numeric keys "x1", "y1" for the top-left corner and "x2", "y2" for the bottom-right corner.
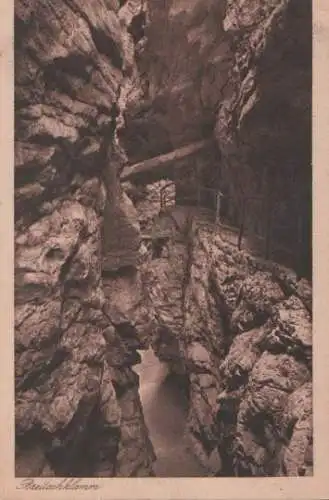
[
  {"x1": 15, "y1": 0, "x2": 155, "y2": 477},
  {"x1": 141, "y1": 211, "x2": 312, "y2": 476},
  {"x1": 138, "y1": 183, "x2": 312, "y2": 475}
]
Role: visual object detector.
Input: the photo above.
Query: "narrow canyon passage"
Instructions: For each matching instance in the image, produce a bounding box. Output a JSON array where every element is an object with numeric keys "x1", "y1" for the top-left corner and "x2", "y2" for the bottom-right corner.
[
  {"x1": 14, "y1": 0, "x2": 312, "y2": 479},
  {"x1": 134, "y1": 349, "x2": 210, "y2": 477}
]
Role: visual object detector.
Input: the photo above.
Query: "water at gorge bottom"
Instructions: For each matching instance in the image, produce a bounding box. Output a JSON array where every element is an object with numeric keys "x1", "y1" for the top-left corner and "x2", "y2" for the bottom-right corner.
[{"x1": 134, "y1": 348, "x2": 210, "y2": 477}]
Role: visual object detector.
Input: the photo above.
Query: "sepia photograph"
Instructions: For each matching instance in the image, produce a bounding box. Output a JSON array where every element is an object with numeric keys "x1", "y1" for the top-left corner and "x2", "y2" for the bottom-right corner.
[
  {"x1": 6, "y1": 0, "x2": 321, "y2": 490},
  {"x1": 13, "y1": 0, "x2": 313, "y2": 481}
]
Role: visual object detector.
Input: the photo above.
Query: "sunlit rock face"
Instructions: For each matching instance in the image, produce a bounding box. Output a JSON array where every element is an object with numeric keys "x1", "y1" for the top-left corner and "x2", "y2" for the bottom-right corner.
[{"x1": 15, "y1": 0, "x2": 155, "y2": 478}]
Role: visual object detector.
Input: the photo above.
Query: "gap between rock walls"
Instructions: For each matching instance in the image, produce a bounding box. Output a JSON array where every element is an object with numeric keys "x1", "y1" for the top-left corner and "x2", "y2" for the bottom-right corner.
[{"x1": 14, "y1": 0, "x2": 312, "y2": 478}]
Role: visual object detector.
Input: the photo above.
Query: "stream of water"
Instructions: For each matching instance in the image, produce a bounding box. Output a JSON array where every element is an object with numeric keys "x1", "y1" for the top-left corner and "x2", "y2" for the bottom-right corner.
[{"x1": 134, "y1": 348, "x2": 210, "y2": 477}]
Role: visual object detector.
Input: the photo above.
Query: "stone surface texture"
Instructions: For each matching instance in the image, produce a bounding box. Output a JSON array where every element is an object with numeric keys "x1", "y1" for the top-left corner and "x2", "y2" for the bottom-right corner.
[
  {"x1": 139, "y1": 197, "x2": 312, "y2": 476},
  {"x1": 215, "y1": 0, "x2": 312, "y2": 274},
  {"x1": 15, "y1": 0, "x2": 312, "y2": 478},
  {"x1": 122, "y1": 0, "x2": 311, "y2": 273},
  {"x1": 15, "y1": 0, "x2": 154, "y2": 478}
]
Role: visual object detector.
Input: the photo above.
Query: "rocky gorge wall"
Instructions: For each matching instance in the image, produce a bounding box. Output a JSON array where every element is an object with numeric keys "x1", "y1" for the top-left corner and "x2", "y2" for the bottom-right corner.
[
  {"x1": 14, "y1": 0, "x2": 312, "y2": 479},
  {"x1": 122, "y1": 0, "x2": 312, "y2": 276},
  {"x1": 216, "y1": 0, "x2": 312, "y2": 276},
  {"x1": 15, "y1": 0, "x2": 155, "y2": 477},
  {"x1": 121, "y1": 0, "x2": 229, "y2": 164},
  {"x1": 136, "y1": 191, "x2": 312, "y2": 476}
]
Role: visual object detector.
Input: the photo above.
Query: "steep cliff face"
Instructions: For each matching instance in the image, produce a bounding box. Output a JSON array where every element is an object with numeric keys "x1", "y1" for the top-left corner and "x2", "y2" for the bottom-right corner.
[
  {"x1": 121, "y1": 0, "x2": 311, "y2": 275},
  {"x1": 15, "y1": 0, "x2": 155, "y2": 477},
  {"x1": 138, "y1": 191, "x2": 312, "y2": 476},
  {"x1": 14, "y1": 0, "x2": 312, "y2": 479},
  {"x1": 216, "y1": 0, "x2": 312, "y2": 275},
  {"x1": 124, "y1": 4, "x2": 312, "y2": 475},
  {"x1": 120, "y1": 0, "x2": 228, "y2": 181}
]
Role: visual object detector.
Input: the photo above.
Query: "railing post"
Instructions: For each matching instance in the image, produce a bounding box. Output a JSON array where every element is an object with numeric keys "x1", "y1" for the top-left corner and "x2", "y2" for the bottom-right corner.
[
  {"x1": 215, "y1": 192, "x2": 221, "y2": 225},
  {"x1": 296, "y1": 204, "x2": 303, "y2": 279},
  {"x1": 238, "y1": 198, "x2": 246, "y2": 250},
  {"x1": 264, "y1": 197, "x2": 272, "y2": 260}
]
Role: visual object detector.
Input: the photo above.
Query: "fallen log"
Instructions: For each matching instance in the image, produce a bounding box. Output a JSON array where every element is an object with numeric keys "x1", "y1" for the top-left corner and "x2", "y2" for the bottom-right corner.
[{"x1": 120, "y1": 138, "x2": 213, "y2": 182}]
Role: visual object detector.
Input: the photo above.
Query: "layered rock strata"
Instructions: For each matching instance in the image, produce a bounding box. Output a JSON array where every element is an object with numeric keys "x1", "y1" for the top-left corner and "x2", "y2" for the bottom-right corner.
[
  {"x1": 15, "y1": 0, "x2": 154, "y2": 477},
  {"x1": 14, "y1": 0, "x2": 312, "y2": 479}
]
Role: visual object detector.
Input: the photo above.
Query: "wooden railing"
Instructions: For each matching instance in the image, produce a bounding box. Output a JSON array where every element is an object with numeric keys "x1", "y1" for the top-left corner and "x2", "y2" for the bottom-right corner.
[
  {"x1": 160, "y1": 183, "x2": 176, "y2": 211},
  {"x1": 158, "y1": 181, "x2": 310, "y2": 276},
  {"x1": 160, "y1": 183, "x2": 223, "y2": 219}
]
